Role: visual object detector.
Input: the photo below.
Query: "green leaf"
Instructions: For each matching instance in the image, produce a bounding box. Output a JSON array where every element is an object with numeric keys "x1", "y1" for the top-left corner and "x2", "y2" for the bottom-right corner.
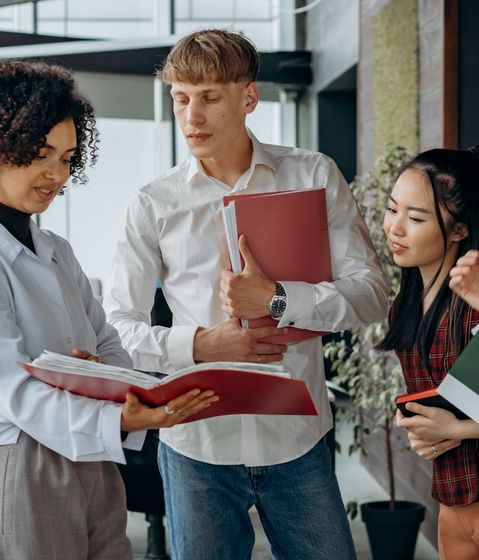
[{"x1": 325, "y1": 145, "x2": 411, "y2": 502}]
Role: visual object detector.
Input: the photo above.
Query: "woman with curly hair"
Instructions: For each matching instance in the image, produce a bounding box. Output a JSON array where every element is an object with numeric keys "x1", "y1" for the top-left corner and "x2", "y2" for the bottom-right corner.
[{"x1": 0, "y1": 60, "x2": 217, "y2": 559}]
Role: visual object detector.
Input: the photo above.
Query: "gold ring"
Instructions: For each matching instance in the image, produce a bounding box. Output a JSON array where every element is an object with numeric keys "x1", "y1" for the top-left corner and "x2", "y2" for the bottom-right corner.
[
  {"x1": 164, "y1": 405, "x2": 176, "y2": 415},
  {"x1": 176, "y1": 408, "x2": 186, "y2": 417},
  {"x1": 431, "y1": 445, "x2": 437, "y2": 457}
]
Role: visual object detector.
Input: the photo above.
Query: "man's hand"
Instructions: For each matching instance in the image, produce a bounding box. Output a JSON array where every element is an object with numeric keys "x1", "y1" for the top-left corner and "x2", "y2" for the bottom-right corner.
[
  {"x1": 449, "y1": 249, "x2": 479, "y2": 310},
  {"x1": 193, "y1": 318, "x2": 288, "y2": 363},
  {"x1": 220, "y1": 235, "x2": 276, "y2": 320}
]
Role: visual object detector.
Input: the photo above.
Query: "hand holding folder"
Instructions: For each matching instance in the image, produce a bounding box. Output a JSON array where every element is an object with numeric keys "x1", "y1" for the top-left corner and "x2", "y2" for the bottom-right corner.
[
  {"x1": 18, "y1": 351, "x2": 317, "y2": 424},
  {"x1": 395, "y1": 388, "x2": 468, "y2": 420},
  {"x1": 396, "y1": 329, "x2": 479, "y2": 422},
  {"x1": 222, "y1": 188, "x2": 332, "y2": 344}
]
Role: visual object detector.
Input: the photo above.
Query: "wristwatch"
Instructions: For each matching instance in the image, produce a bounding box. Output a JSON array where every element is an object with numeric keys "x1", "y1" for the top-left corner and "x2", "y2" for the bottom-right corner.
[{"x1": 267, "y1": 282, "x2": 287, "y2": 319}]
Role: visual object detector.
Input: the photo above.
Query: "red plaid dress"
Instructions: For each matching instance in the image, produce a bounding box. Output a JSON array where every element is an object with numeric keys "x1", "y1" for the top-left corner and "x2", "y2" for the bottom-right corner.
[{"x1": 396, "y1": 305, "x2": 479, "y2": 506}]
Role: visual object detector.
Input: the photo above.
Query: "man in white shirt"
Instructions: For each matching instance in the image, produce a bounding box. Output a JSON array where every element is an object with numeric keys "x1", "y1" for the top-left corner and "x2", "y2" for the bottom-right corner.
[{"x1": 104, "y1": 29, "x2": 387, "y2": 560}]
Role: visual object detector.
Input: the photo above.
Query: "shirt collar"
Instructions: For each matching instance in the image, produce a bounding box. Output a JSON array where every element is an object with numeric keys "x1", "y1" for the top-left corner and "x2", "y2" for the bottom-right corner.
[
  {"x1": 185, "y1": 128, "x2": 277, "y2": 187},
  {"x1": 0, "y1": 219, "x2": 55, "y2": 265}
]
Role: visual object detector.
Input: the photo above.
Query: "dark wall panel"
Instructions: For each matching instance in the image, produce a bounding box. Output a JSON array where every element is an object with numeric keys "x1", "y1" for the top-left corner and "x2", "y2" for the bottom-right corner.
[
  {"x1": 317, "y1": 91, "x2": 357, "y2": 183},
  {"x1": 458, "y1": 0, "x2": 479, "y2": 149}
]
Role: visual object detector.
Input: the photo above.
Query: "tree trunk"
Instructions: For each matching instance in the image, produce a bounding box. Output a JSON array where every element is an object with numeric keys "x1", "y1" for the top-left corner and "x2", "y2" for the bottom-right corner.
[{"x1": 385, "y1": 415, "x2": 396, "y2": 510}]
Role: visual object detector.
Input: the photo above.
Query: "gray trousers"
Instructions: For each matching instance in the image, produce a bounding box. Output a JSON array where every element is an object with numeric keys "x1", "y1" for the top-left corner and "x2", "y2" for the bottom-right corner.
[{"x1": 0, "y1": 432, "x2": 132, "y2": 560}]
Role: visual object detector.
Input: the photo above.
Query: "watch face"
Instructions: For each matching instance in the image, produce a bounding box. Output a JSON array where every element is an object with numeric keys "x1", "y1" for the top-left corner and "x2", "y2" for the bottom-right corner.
[{"x1": 271, "y1": 296, "x2": 287, "y2": 317}]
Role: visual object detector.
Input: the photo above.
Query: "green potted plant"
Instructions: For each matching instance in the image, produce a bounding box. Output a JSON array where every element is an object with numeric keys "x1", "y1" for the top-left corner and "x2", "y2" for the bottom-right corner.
[{"x1": 324, "y1": 146, "x2": 425, "y2": 560}]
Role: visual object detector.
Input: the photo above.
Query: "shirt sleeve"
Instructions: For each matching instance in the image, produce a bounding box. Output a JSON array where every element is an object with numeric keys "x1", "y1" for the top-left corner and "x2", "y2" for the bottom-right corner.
[
  {"x1": 277, "y1": 156, "x2": 388, "y2": 332},
  {"x1": 61, "y1": 240, "x2": 148, "y2": 451},
  {"x1": 103, "y1": 195, "x2": 198, "y2": 373},
  {"x1": 0, "y1": 279, "x2": 132, "y2": 464},
  {"x1": 62, "y1": 238, "x2": 134, "y2": 369}
]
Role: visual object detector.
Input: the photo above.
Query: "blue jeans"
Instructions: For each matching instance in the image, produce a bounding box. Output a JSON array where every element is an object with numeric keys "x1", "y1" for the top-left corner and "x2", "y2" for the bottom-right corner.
[{"x1": 158, "y1": 438, "x2": 357, "y2": 560}]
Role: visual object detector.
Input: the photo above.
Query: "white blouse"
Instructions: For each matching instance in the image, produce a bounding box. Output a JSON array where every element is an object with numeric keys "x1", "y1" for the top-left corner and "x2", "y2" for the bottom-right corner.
[{"x1": 0, "y1": 221, "x2": 144, "y2": 463}]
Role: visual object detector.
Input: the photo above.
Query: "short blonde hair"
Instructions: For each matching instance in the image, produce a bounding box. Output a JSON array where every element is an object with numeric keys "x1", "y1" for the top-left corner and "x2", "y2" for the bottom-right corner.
[{"x1": 159, "y1": 29, "x2": 259, "y2": 84}]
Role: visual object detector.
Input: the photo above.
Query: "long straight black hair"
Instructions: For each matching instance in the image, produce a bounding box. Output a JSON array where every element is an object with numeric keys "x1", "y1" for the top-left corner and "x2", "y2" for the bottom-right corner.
[{"x1": 377, "y1": 147, "x2": 479, "y2": 370}]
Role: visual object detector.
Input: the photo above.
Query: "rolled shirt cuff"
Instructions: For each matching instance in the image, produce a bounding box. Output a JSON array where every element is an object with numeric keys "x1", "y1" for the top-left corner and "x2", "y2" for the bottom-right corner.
[
  {"x1": 276, "y1": 281, "x2": 315, "y2": 328},
  {"x1": 122, "y1": 429, "x2": 147, "y2": 451},
  {"x1": 101, "y1": 402, "x2": 127, "y2": 464},
  {"x1": 166, "y1": 325, "x2": 198, "y2": 371}
]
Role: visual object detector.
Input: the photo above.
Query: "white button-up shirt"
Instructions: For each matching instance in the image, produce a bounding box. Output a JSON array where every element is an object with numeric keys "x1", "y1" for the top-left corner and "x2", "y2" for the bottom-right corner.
[
  {"x1": 0, "y1": 221, "x2": 144, "y2": 463},
  {"x1": 104, "y1": 132, "x2": 387, "y2": 466}
]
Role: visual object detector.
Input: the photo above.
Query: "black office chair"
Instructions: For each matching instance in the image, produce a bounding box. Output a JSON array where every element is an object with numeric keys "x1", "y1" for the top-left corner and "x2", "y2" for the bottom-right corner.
[{"x1": 117, "y1": 287, "x2": 173, "y2": 560}]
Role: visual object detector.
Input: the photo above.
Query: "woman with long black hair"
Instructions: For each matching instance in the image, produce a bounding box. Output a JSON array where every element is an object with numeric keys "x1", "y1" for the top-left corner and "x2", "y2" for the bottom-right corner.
[{"x1": 379, "y1": 147, "x2": 479, "y2": 558}]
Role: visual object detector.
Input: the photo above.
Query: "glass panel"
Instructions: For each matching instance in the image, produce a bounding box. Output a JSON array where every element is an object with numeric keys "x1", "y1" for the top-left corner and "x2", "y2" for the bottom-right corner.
[
  {"x1": 174, "y1": 0, "x2": 190, "y2": 20},
  {"x1": 0, "y1": 5, "x2": 14, "y2": 31},
  {"x1": 68, "y1": 118, "x2": 156, "y2": 287},
  {"x1": 65, "y1": 20, "x2": 154, "y2": 39},
  {"x1": 235, "y1": 0, "x2": 271, "y2": 20},
  {"x1": 232, "y1": 21, "x2": 275, "y2": 50},
  {"x1": 37, "y1": 20, "x2": 66, "y2": 35},
  {"x1": 192, "y1": 0, "x2": 234, "y2": 19},
  {"x1": 67, "y1": 0, "x2": 153, "y2": 19},
  {"x1": 0, "y1": 5, "x2": 14, "y2": 18},
  {"x1": 175, "y1": 20, "x2": 234, "y2": 36},
  {"x1": 37, "y1": 0, "x2": 64, "y2": 18}
]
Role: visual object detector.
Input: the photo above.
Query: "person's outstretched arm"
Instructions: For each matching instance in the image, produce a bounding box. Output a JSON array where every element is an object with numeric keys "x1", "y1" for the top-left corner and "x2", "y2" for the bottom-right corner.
[{"x1": 449, "y1": 250, "x2": 479, "y2": 311}]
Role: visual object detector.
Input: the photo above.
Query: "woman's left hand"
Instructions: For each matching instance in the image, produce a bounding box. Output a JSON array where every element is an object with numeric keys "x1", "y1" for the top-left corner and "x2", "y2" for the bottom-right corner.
[
  {"x1": 71, "y1": 348, "x2": 102, "y2": 363},
  {"x1": 407, "y1": 432, "x2": 461, "y2": 461}
]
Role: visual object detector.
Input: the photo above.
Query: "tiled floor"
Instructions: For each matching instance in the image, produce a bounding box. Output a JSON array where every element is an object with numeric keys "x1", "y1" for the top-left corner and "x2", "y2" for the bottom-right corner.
[{"x1": 128, "y1": 414, "x2": 438, "y2": 559}]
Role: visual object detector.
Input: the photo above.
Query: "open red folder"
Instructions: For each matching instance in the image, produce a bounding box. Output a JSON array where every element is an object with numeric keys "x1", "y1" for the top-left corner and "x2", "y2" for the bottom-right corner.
[
  {"x1": 18, "y1": 352, "x2": 317, "y2": 424},
  {"x1": 223, "y1": 188, "x2": 332, "y2": 344}
]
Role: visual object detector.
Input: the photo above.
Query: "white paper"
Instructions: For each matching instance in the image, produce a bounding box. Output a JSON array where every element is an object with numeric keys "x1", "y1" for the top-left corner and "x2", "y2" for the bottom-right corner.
[{"x1": 30, "y1": 351, "x2": 290, "y2": 388}]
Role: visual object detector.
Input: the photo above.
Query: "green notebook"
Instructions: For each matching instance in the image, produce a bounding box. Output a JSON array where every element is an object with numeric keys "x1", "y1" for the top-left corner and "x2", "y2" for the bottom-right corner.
[{"x1": 437, "y1": 331, "x2": 479, "y2": 422}]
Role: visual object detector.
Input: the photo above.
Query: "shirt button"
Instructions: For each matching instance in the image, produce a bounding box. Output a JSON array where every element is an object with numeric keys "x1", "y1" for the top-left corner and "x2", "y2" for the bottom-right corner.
[{"x1": 66, "y1": 337, "x2": 73, "y2": 344}]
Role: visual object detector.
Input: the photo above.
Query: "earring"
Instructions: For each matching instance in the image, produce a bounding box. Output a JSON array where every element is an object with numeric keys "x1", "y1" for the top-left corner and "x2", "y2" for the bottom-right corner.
[{"x1": 58, "y1": 187, "x2": 66, "y2": 196}]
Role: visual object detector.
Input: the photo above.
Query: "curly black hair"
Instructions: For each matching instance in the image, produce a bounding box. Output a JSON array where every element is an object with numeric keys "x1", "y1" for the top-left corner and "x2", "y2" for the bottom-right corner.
[{"x1": 0, "y1": 60, "x2": 99, "y2": 184}]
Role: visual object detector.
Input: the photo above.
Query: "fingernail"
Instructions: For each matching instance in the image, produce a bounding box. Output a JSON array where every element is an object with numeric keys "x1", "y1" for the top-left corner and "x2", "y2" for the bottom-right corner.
[{"x1": 191, "y1": 389, "x2": 201, "y2": 396}]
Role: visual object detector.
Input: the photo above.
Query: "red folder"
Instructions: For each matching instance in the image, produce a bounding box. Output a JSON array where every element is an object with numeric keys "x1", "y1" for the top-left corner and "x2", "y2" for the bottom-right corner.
[
  {"x1": 223, "y1": 188, "x2": 332, "y2": 344},
  {"x1": 18, "y1": 361, "x2": 317, "y2": 423}
]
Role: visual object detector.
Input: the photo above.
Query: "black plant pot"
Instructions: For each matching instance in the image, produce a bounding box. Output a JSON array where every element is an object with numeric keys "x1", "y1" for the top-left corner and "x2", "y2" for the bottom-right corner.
[{"x1": 360, "y1": 500, "x2": 426, "y2": 560}]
